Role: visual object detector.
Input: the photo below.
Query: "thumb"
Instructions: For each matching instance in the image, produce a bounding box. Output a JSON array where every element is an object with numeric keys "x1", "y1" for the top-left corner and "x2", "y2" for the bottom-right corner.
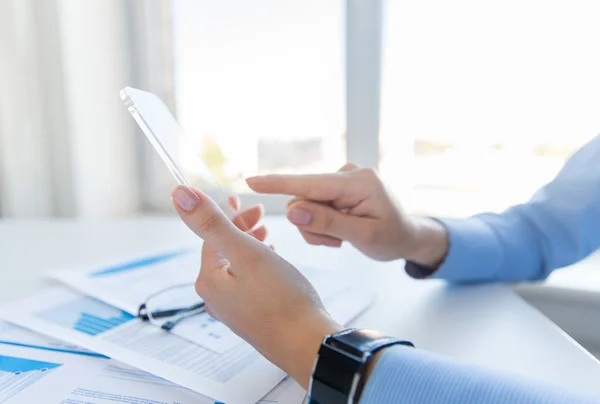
[
  {"x1": 287, "y1": 200, "x2": 371, "y2": 244},
  {"x1": 171, "y1": 185, "x2": 249, "y2": 257}
]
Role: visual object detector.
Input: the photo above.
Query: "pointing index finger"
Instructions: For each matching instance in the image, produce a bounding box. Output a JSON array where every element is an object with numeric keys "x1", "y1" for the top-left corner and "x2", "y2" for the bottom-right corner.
[{"x1": 246, "y1": 174, "x2": 350, "y2": 201}]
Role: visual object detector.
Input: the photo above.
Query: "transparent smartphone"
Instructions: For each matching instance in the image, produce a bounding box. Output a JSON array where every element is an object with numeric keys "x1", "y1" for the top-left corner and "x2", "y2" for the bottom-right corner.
[{"x1": 120, "y1": 87, "x2": 235, "y2": 217}]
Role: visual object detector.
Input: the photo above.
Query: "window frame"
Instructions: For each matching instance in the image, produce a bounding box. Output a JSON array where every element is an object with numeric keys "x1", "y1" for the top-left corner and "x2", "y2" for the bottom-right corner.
[{"x1": 346, "y1": 0, "x2": 383, "y2": 170}]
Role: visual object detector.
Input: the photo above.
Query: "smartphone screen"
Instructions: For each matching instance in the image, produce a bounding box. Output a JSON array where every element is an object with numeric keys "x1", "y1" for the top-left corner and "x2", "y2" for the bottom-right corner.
[{"x1": 120, "y1": 87, "x2": 234, "y2": 216}]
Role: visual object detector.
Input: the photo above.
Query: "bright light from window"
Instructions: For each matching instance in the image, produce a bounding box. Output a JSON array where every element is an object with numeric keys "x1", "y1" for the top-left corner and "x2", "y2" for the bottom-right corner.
[
  {"x1": 380, "y1": 0, "x2": 600, "y2": 217},
  {"x1": 172, "y1": 0, "x2": 345, "y2": 192}
]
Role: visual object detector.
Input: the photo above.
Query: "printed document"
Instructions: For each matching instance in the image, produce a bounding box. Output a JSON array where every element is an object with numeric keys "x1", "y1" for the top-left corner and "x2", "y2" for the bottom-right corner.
[
  {"x1": 49, "y1": 249, "x2": 357, "y2": 353},
  {"x1": 0, "y1": 286, "x2": 373, "y2": 404},
  {"x1": 0, "y1": 320, "x2": 305, "y2": 404}
]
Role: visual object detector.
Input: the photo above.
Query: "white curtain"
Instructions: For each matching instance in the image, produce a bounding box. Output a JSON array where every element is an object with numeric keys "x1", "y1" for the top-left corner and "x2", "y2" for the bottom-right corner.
[{"x1": 0, "y1": 0, "x2": 175, "y2": 218}]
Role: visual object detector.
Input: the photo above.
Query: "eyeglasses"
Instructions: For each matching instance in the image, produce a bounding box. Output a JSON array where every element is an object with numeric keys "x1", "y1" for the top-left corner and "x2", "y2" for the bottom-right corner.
[{"x1": 137, "y1": 283, "x2": 205, "y2": 331}]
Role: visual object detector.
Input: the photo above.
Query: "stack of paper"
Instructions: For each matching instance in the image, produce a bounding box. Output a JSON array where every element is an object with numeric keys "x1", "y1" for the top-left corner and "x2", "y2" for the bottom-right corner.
[{"x1": 0, "y1": 248, "x2": 374, "y2": 404}]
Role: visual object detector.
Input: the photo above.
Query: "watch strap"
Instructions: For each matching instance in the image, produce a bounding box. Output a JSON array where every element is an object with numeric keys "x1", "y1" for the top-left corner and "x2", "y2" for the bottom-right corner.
[
  {"x1": 328, "y1": 328, "x2": 414, "y2": 356},
  {"x1": 309, "y1": 329, "x2": 414, "y2": 404}
]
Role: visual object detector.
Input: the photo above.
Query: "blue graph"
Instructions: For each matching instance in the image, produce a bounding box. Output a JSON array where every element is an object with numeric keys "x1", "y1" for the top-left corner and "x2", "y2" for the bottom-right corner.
[
  {"x1": 35, "y1": 297, "x2": 134, "y2": 336},
  {"x1": 0, "y1": 355, "x2": 61, "y2": 402},
  {"x1": 0, "y1": 355, "x2": 61, "y2": 373}
]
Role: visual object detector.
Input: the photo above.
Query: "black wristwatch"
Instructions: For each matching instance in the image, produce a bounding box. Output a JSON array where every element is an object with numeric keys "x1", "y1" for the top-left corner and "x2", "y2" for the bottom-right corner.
[{"x1": 308, "y1": 328, "x2": 414, "y2": 404}]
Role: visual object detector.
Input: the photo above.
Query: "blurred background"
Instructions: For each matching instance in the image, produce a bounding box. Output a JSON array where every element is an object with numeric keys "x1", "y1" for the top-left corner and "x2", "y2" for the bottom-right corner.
[{"x1": 1, "y1": 0, "x2": 599, "y2": 219}]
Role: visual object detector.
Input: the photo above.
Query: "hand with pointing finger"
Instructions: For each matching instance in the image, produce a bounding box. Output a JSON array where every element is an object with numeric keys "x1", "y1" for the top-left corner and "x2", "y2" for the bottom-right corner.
[
  {"x1": 170, "y1": 185, "x2": 342, "y2": 389},
  {"x1": 246, "y1": 164, "x2": 449, "y2": 267}
]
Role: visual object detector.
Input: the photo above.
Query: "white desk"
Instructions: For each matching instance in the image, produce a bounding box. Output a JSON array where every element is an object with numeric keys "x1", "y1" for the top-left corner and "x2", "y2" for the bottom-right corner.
[
  {"x1": 529, "y1": 251, "x2": 600, "y2": 296},
  {"x1": 514, "y1": 252, "x2": 600, "y2": 358},
  {"x1": 2, "y1": 217, "x2": 600, "y2": 394}
]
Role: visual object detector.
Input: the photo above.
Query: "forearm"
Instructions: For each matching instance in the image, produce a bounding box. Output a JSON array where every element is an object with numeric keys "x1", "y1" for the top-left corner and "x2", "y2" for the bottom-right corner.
[
  {"x1": 405, "y1": 135, "x2": 600, "y2": 283},
  {"x1": 360, "y1": 346, "x2": 600, "y2": 404},
  {"x1": 267, "y1": 314, "x2": 342, "y2": 390},
  {"x1": 279, "y1": 327, "x2": 600, "y2": 403},
  {"x1": 424, "y1": 198, "x2": 600, "y2": 283}
]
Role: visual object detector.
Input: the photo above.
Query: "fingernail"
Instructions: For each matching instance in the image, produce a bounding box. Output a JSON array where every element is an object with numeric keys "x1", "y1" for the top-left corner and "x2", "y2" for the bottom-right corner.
[
  {"x1": 288, "y1": 208, "x2": 312, "y2": 225},
  {"x1": 172, "y1": 186, "x2": 200, "y2": 212}
]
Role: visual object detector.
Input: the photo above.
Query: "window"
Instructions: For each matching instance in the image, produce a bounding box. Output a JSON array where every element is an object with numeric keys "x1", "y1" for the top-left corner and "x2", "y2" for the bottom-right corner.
[
  {"x1": 172, "y1": 0, "x2": 345, "y2": 194},
  {"x1": 172, "y1": 0, "x2": 600, "y2": 218},
  {"x1": 380, "y1": 0, "x2": 600, "y2": 217}
]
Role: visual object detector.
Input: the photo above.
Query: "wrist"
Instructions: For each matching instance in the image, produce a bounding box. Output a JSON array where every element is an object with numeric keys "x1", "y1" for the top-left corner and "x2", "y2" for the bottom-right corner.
[
  {"x1": 271, "y1": 311, "x2": 342, "y2": 390},
  {"x1": 403, "y1": 217, "x2": 449, "y2": 268}
]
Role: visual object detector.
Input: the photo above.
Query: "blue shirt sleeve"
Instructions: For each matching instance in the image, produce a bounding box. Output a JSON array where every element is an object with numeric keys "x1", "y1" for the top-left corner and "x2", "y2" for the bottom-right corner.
[
  {"x1": 359, "y1": 345, "x2": 600, "y2": 404},
  {"x1": 426, "y1": 135, "x2": 600, "y2": 283}
]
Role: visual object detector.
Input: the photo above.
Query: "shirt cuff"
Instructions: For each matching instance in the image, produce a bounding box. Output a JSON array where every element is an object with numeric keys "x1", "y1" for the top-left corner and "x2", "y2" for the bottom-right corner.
[
  {"x1": 405, "y1": 217, "x2": 503, "y2": 283},
  {"x1": 404, "y1": 261, "x2": 437, "y2": 279}
]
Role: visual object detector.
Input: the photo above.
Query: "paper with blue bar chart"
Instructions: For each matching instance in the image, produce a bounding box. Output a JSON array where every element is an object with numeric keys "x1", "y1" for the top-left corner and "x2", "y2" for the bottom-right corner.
[
  {"x1": 0, "y1": 284, "x2": 371, "y2": 404},
  {"x1": 37, "y1": 296, "x2": 135, "y2": 337},
  {"x1": 0, "y1": 320, "x2": 212, "y2": 403},
  {"x1": 0, "y1": 320, "x2": 305, "y2": 404},
  {"x1": 49, "y1": 248, "x2": 246, "y2": 353},
  {"x1": 49, "y1": 248, "x2": 362, "y2": 353}
]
